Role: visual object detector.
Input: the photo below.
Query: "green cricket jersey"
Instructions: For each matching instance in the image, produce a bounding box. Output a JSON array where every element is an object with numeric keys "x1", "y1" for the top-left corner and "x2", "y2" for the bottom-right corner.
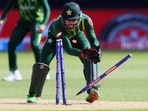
[
  {"x1": 0, "y1": 0, "x2": 50, "y2": 24},
  {"x1": 47, "y1": 13, "x2": 99, "y2": 56}
]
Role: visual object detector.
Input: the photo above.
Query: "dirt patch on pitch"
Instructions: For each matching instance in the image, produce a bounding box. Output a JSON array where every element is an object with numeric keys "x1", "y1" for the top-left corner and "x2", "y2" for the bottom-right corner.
[{"x1": 0, "y1": 99, "x2": 148, "y2": 110}]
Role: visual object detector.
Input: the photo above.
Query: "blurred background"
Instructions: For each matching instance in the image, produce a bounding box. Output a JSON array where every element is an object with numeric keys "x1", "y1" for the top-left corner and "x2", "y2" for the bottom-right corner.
[{"x1": 1, "y1": 0, "x2": 148, "y2": 51}]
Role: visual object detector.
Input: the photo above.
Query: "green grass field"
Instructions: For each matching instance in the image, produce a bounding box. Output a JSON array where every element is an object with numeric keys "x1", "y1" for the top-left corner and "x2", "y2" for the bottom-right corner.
[{"x1": 0, "y1": 50, "x2": 148, "y2": 111}]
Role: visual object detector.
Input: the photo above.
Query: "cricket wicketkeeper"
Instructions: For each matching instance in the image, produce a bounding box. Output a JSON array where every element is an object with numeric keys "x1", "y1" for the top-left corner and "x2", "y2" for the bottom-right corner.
[{"x1": 27, "y1": 2, "x2": 102, "y2": 103}]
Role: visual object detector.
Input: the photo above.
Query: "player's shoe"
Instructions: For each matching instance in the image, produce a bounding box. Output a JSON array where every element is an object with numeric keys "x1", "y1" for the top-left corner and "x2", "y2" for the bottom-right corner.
[
  {"x1": 86, "y1": 90, "x2": 99, "y2": 103},
  {"x1": 46, "y1": 73, "x2": 50, "y2": 80},
  {"x1": 3, "y1": 70, "x2": 22, "y2": 82},
  {"x1": 13, "y1": 70, "x2": 22, "y2": 80},
  {"x1": 27, "y1": 95, "x2": 37, "y2": 103}
]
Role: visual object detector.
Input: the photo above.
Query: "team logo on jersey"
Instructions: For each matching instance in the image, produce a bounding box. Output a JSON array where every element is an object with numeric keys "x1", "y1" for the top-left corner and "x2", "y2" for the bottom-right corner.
[
  {"x1": 56, "y1": 32, "x2": 62, "y2": 38},
  {"x1": 66, "y1": 9, "x2": 72, "y2": 15},
  {"x1": 72, "y1": 39, "x2": 77, "y2": 44},
  {"x1": 88, "y1": 18, "x2": 93, "y2": 26},
  {"x1": 47, "y1": 38, "x2": 53, "y2": 44}
]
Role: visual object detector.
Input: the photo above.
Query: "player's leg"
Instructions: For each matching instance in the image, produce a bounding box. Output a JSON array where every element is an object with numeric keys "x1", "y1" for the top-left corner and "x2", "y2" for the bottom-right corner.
[
  {"x1": 27, "y1": 38, "x2": 56, "y2": 103},
  {"x1": 83, "y1": 60, "x2": 99, "y2": 103},
  {"x1": 29, "y1": 22, "x2": 50, "y2": 80},
  {"x1": 36, "y1": 41, "x2": 56, "y2": 97},
  {"x1": 29, "y1": 22, "x2": 42, "y2": 62},
  {"x1": 71, "y1": 32, "x2": 99, "y2": 103},
  {"x1": 27, "y1": 63, "x2": 50, "y2": 103},
  {"x1": 3, "y1": 20, "x2": 29, "y2": 81}
]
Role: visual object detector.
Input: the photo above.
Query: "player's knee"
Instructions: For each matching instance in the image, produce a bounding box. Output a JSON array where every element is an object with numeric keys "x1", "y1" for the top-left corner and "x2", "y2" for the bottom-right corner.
[
  {"x1": 7, "y1": 41, "x2": 17, "y2": 50},
  {"x1": 31, "y1": 42, "x2": 40, "y2": 50},
  {"x1": 33, "y1": 63, "x2": 50, "y2": 74}
]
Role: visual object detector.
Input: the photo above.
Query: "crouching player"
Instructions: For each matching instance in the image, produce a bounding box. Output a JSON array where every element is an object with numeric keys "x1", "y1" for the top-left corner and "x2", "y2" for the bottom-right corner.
[{"x1": 27, "y1": 2, "x2": 102, "y2": 103}]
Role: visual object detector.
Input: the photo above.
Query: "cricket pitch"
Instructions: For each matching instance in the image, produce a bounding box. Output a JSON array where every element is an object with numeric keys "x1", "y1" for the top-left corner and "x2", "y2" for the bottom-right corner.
[{"x1": 0, "y1": 99, "x2": 148, "y2": 110}]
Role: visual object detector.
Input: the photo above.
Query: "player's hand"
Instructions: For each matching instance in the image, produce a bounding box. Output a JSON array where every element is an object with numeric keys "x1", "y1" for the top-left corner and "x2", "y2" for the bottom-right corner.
[
  {"x1": 0, "y1": 20, "x2": 4, "y2": 25},
  {"x1": 36, "y1": 24, "x2": 45, "y2": 33},
  {"x1": 81, "y1": 48, "x2": 99, "y2": 62},
  {"x1": 92, "y1": 45, "x2": 102, "y2": 63}
]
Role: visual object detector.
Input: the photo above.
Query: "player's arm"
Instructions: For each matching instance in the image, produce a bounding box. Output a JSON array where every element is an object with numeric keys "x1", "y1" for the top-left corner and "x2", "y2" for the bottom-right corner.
[
  {"x1": 37, "y1": 0, "x2": 50, "y2": 33},
  {"x1": 62, "y1": 37, "x2": 99, "y2": 62},
  {"x1": 0, "y1": 0, "x2": 15, "y2": 22},
  {"x1": 41, "y1": 0, "x2": 50, "y2": 25},
  {"x1": 84, "y1": 15, "x2": 102, "y2": 62},
  {"x1": 62, "y1": 36, "x2": 80, "y2": 56},
  {"x1": 84, "y1": 15, "x2": 99, "y2": 47}
]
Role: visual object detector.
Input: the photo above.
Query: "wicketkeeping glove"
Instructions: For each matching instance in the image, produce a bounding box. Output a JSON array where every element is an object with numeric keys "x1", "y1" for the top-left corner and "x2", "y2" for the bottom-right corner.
[
  {"x1": 92, "y1": 45, "x2": 102, "y2": 63},
  {"x1": 80, "y1": 48, "x2": 99, "y2": 62}
]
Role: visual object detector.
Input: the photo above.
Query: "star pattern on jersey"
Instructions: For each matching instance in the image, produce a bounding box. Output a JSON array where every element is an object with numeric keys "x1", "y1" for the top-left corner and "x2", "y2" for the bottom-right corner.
[
  {"x1": 47, "y1": 38, "x2": 53, "y2": 44},
  {"x1": 66, "y1": 9, "x2": 72, "y2": 15}
]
